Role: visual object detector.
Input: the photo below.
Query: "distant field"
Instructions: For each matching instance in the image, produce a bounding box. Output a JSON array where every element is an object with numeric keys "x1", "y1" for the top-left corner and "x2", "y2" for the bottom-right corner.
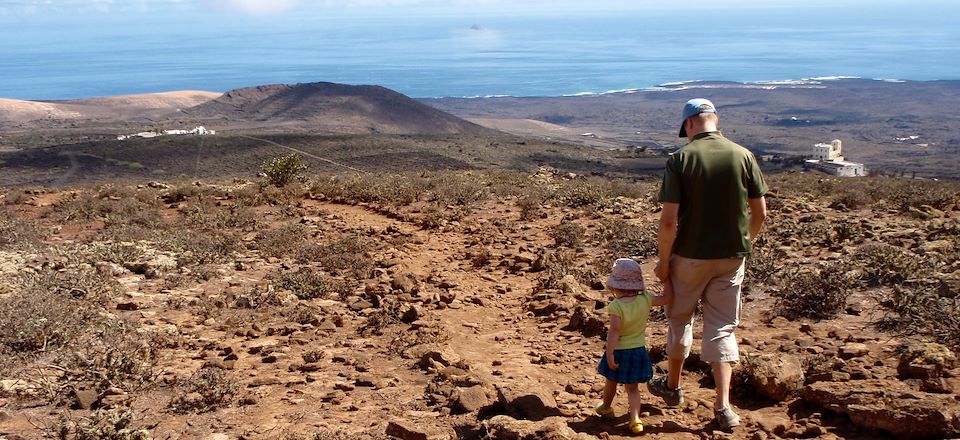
[
  {"x1": 0, "y1": 133, "x2": 670, "y2": 187},
  {"x1": 425, "y1": 79, "x2": 960, "y2": 179}
]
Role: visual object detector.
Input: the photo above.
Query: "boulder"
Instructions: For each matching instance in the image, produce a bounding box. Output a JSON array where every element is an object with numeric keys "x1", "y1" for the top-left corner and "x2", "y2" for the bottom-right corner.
[
  {"x1": 416, "y1": 346, "x2": 461, "y2": 370},
  {"x1": 741, "y1": 354, "x2": 805, "y2": 401},
  {"x1": 526, "y1": 292, "x2": 576, "y2": 317},
  {"x1": 73, "y1": 387, "x2": 100, "y2": 410},
  {"x1": 558, "y1": 275, "x2": 581, "y2": 295},
  {"x1": 496, "y1": 383, "x2": 561, "y2": 421},
  {"x1": 400, "y1": 303, "x2": 426, "y2": 323},
  {"x1": 839, "y1": 343, "x2": 870, "y2": 360},
  {"x1": 565, "y1": 301, "x2": 606, "y2": 337},
  {"x1": 802, "y1": 379, "x2": 960, "y2": 439},
  {"x1": 450, "y1": 385, "x2": 492, "y2": 413},
  {"x1": 391, "y1": 273, "x2": 421, "y2": 294},
  {"x1": 482, "y1": 415, "x2": 594, "y2": 440},
  {"x1": 386, "y1": 419, "x2": 451, "y2": 440},
  {"x1": 897, "y1": 343, "x2": 957, "y2": 379}
]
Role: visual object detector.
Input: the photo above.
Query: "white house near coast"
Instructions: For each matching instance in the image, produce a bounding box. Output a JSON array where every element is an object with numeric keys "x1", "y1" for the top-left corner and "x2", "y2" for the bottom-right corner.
[
  {"x1": 804, "y1": 139, "x2": 865, "y2": 177},
  {"x1": 117, "y1": 126, "x2": 215, "y2": 141}
]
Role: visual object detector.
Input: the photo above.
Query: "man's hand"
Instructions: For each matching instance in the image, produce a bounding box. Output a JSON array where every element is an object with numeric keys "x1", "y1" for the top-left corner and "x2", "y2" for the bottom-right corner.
[{"x1": 655, "y1": 259, "x2": 670, "y2": 282}]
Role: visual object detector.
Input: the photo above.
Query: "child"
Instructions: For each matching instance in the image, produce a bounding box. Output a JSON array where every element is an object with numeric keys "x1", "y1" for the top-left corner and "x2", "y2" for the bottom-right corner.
[{"x1": 595, "y1": 258, "x2": 673, "y2": 434}]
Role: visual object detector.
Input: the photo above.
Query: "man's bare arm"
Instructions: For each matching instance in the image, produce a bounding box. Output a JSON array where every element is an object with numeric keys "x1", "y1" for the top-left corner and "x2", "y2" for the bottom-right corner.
[
  {"x1": 656, "y1": 202, "x2": 680, "y2": 281},
  {"x1": 748, "y1": 196, "x2": 767, "y2": 241}
]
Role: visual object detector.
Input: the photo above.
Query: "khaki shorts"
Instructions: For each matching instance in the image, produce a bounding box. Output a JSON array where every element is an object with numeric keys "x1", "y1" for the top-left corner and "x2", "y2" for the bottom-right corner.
[{"x1": 665, "y1": 255, "x2": 745, "y2": 363}]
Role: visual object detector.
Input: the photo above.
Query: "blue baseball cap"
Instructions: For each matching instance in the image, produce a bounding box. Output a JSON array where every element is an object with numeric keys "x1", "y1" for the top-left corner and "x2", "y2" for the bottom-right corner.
[{"x1": 679, "y1": 98, "x2": 717, "y2": 137}]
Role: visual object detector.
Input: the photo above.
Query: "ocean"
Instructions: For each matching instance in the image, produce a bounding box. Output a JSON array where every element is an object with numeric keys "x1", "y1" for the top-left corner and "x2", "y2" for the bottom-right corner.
[{"x1": 1, "y1": 3, "x2": 958, "y2": 100}]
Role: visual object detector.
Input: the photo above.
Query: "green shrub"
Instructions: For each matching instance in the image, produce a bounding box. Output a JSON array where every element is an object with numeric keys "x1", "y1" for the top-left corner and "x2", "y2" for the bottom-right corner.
[
  {"x1": 51, "y1": 193, "x2": 135, "y2": 223},
  {"x1": 371, "y1": 174, "x2": 427, "y2": 206},
  {"x1": 231, "y1": 285, "x2": 284, "y2": 309},
  {"x1": 359, "y1": 299, "x2": 404, "y2": 336},
  {"x1": 0, "y1": 208, "x2": 45, "y2": 250},
  {"x1": 87, "y1": 242, "x2": 147, "y2": 266},
  {"x1": 746, "y1": 243, "x2": 787, "y2": 285},
  {"x1": 171, "y1": 367, "x2": 238, "y2": 413},
  {"x1": 428, "y1": 173, "x2": 487, "y2": 207},
  {"x1": 774, "y1": 263, "x2": 854, "y2": 320},
  {"x1": 277, "y1": 269, "x2": 351, "y2": 300},
  {"x1": 3, "y1": 189, "x2": 33, "y2": 205},
  {"x1": 262, "y1": 154, "x2": 309, "y2": 187},
  {"x1": 58, "y1": 325, "x2": 163, "y2": 399},
  {"x1": 558, "y1": 179, "x2": 609, "y2": 209},
  {"x1": 878, "y1": 285, "x2": 960, "y2": 350},
  {"x1": 830, "y1": 219, "x2": 866, "y2": 244},
  {"x1": 0, "y1": 289, "x2": 98, "y2": 354},
  {"x1": 255, "y1": 223, "x2": 308, "y2": 259},
  {"x1": 302, "y1": 350, "x2": 325, "y2": 363},
  {"x1": 163, "y1": 184, "x2": 201, "y2": 203},
  {"x1": 515, "y1": 186, "x2": 552, "y2": 221},
  {"x1": 856, "y1": 243, "x2": 926, "y2": 286},
  {"x1": 181, "y1": 200, "x2": 258, "y2": 231},
  {"x1": 535, "y1": 251, "x2": 578, "y2": 291},
  {"x1": 890, "y1": 180, "x2": 959, "y2": 211},
  {"x1": 296, "y1": 235, "x2": 372, "y2": 277},
  {"x1": 829, "y1": 189, "x2": 875, "y2": 210},
  {"x1": 169, "y1": 230, "x2": 241, "y2": 266},
  {"x1": 549, "y1": 221, "x2": 585, "y2": 248},
  {"x1": 418, "y1": 207, "x2": 446, "y2": 230},
  {"x1": 49, "y1": 409, "x2": 151, "y2": 440},
  {"x1": 593, "y1": 219, "x2": 659, "y2": 258}
]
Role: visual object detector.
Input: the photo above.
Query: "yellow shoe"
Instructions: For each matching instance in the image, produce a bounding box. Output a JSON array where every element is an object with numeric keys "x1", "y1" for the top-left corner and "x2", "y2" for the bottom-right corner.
[
  {"x1": 628, "y1": 417, "x2": 643, "y2": 434},
  {"x1": 595, "y1": 403, "x2": 615, "y2": 419}
]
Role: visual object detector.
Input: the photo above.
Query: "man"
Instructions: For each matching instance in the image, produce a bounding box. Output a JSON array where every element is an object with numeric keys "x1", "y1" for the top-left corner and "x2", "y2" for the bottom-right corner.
[{"x1": 647, "y1": 98, "x2": 767, "y2": 430}]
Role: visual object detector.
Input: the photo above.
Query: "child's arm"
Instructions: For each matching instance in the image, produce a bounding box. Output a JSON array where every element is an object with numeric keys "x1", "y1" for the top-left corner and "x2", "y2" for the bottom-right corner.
[
  {"x1": 650, "y1": 278, "x2": 674, "y2": 307},
  {"x1": 606, "y1": 314, "x2": 622, "y2": 370}
]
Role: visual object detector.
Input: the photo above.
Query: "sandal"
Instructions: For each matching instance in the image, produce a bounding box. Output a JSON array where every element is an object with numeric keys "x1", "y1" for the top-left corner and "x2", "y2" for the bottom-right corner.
[
  {"x1": 629, "y1": 417, "x2": 643, "y2": 434},
  {"x1": 595, "y1": 403, "x2": 615, "y2": 419}
]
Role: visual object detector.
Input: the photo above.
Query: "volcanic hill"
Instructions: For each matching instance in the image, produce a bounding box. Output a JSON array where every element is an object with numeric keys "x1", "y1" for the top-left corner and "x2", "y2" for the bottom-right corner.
[{"x1": 182, "y1": 82, "x2": 490, "y2": 135}]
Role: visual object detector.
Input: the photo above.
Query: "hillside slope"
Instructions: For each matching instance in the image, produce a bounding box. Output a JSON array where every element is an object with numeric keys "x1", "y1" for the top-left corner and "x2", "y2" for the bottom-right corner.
[
  {"x1": 0, "y1": 91, "x2": 220, "y2": 124},
  {"x1": 184, "y1": 82, "x2": 490, "y2": 135}
]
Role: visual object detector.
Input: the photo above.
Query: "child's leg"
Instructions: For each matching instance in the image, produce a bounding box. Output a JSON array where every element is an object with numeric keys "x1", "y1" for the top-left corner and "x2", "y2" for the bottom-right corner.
[
  {"x1": 601, "y1": 379, "x2": 618, "y2": 408},
  {"x1": 624, "y1": 383, "x2": 641, "y2": 420}
]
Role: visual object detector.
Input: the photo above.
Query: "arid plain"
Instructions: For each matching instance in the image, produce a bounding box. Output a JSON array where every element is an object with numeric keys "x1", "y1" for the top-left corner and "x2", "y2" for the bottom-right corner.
[{"x1": 0, "y1": 80, "x2": 958, "y2": 440}]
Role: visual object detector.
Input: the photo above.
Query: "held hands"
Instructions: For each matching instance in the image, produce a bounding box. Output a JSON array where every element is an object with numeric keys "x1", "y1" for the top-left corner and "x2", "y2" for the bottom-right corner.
[
  {"x1": 652, "y1": 279, "x2": 674, "y2": 307},
  {"x1": 654, "y1": 259, "x2": 670, "y2": 282}
]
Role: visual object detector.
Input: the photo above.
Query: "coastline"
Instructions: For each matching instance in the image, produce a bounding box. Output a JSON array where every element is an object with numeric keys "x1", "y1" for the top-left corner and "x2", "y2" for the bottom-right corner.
[{"x1": 0, "y1": 76, "x2": 952, "y2": 103}]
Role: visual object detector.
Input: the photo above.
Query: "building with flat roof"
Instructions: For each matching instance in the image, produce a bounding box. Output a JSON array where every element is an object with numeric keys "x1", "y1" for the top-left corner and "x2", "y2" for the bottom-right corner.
[{"x1": 804, "y1": 139, "x2": 866, "y2": 177}]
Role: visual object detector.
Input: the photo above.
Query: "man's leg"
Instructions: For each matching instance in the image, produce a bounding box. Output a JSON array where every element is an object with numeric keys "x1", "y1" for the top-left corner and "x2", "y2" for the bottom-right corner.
[
  {"x1": 701, "y1": 257, "x2": 745, "y2": 426},
  {"x1": 651, "y1": 256, "x2": 711, "y2": 404},
  {"x1": 711, "y1": 361, "x2": 733, "y2": 409},
  {"x1": 667, "y1": 357, "x2": 685, "y2": 390}
]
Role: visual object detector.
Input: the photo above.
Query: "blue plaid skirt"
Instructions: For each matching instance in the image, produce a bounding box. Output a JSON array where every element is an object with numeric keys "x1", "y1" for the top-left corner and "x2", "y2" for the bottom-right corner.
[{"x1": 598, "y1": 346, "x2": 653, "y2": 384}]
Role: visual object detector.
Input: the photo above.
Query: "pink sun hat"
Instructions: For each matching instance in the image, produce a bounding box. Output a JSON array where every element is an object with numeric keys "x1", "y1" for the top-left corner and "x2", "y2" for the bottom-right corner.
[{"x1": 606, "y1": 258, "x2": 646, "y2": 290}]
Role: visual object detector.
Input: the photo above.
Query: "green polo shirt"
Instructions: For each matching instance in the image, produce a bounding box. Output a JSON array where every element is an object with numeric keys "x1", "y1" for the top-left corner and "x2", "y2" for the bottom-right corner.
[{"x1": 659, "y1": 131, "x2": 768, "y2": 259}]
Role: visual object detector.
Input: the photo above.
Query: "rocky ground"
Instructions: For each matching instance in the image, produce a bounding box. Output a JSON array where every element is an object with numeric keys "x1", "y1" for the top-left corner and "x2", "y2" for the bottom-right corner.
[{"x1": 0, "y1": 169, "x2": 958, "y2": 440}]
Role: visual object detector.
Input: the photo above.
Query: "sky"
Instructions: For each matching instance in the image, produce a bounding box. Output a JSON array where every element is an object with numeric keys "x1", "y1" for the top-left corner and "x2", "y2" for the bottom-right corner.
[{"x1": 3, "y1": 0, "x2": 955, "y2": 18}]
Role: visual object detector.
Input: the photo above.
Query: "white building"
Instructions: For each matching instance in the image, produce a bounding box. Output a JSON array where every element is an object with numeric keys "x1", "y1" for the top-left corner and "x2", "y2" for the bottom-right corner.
[
  {"x1": 804, "y1": 139, "x2": 866, "y2": 177},
  {"x1": 117, "y1": 126, "x2": 214, "y2": 141},
  {"x1": 812, "y1": 139, "x2": 844, "y2": 161}
]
